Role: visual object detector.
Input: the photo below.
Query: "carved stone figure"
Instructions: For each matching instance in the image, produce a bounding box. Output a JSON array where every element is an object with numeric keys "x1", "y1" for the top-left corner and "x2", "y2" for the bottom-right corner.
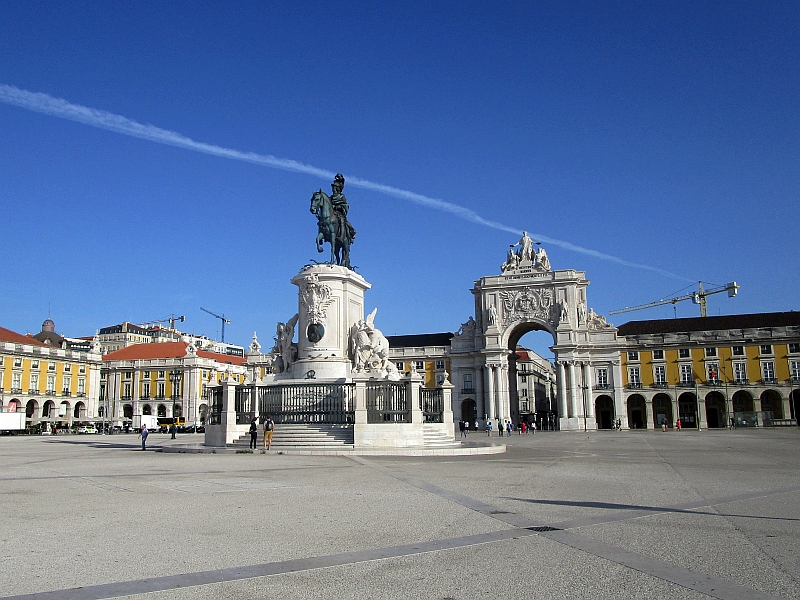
[
  {"x1": 310, "y1": 174, "x2": 357, "y2": 268},
  {"x1": 501, "y1": 247, "x2": 520, "y2": 273},
  {"x1": 487, "y1": 304, "x2": 498, "y2": 327},
  {"x1": 587, "y1": 308, "x2": 613, "y2": 330},
  {"x1": 272, "y1": 315, "x2": 299, "y2": 373},
  {"x1": 559, "y1": 300, "x2": 569, "y2": 323},
  {"x1": 577, "y1": 301, "x2": 587, "y2": 326},
  {"x1": 348, "y1": 308, "x2": 399, "y2": 379},
  {"x1": 499, "y1": 287, "x2": 554, "y2": 325},
  {"x1": 456, "y1": 316, "x2": 476, "y2": 337},
  {"x1": 534, "y1": 246, "x2": 551, "y2": 271},
  {"x1": 511, "y1": 231, "x2": 534, "y2": 263}
]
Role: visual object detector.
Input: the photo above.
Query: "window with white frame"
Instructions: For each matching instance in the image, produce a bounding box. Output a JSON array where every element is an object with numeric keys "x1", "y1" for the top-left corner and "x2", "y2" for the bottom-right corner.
[
  {"x1": 520, "y1": 388, "x2": 528, "y2": 397},
  {"x1": 143, "y1": 371, "x2": 150, "y2": 378},
  {"x1": 680, "y1": 364, "x2": 693, "y2": 384},
  {"x1": 628, "y1": 367, "x2": 641, "y2": 386},
  {"x1": 12, "y1": 372, "x2": 22, "y2": 391},
  {"x1": 520, "y1": 374, "x2": 527, "y2": 383},
  {"x1": 789, "y1": 343, "x2": 800, "y2": 354},
  {"x1": 435, "y1": 360, "x2": 445, "y2": 370},
  {"x1": 415, "y1": 361, "x2": 424, "y2": 371},
  {"x1": 29, "y1": 374, "x2": 38, "y2": 392},
  {"x1": 705, "y1": 348, "x2": 717, "y2": 357},
  {"x1": 732, "y1": 346, "x2": 745, "y2": 356},
  {"x1": 627, "y1": 351, "x2": 639, "y2": 361},
  {"x1": 47, "y1": 375, "x2": 55, "y2": 392},
  {"x1": 157, "y1": 382, "x2": 165, "y2": 398},
  {"x1": 63, "y1": 376, "x2": 71, "y2": 393},
  {"x1": 791, "y1": 360, "x2": 800, "y2": 380},
  {"x1": 760, "y1": 345, "x2": 772, "y2": 355},
  {"x1": 48, "y1": 362, "x2": 56, "y2": 371},
  {"x1": 654, "y1": 365, "x2": 666, "y2": 385},
  {"x1": 733, "y1": 362, "x2": 747, "y2": 382},
  {"x1": 653, "y1": 349, "x2": 664, "y2": 360},
  {"x1": 64, "y1": 364, "x2": 71, "y2": 372},
  {"x1": 13, "y1": 357, "x2": 22, "y2": 368},
  {"x1": 79, "y1": 365, "x2": 86, "y2": 374},
  {"x1": 31, "y1": 360, "x2": 39, "y2": 369},
  {"x1": 435, "y1": 374, "x2": 445, "y2": 386},
  {"x1": 761, "y1": 361, "x2": 775, "y2": 382},
  {"x1": 158, "y1": 371, "x2": 165, "y2": 378},
  {"x1": 395, "y1": 362, "x2": 404, "y2": 371},
  {"x1": 596, "y1": 368, "x2": 608, "y2": 387},
  {"x1": 706, "y1": 363, "x2": 719, "y2": 381},
  {"x1": 124, "y1": 383, "x2": 131, "y2": 397},
  {"x1": 679, "y1": 348, "x2": 690, "y2": 359},
  {"x1": 78, "y1": 378, "x2": 85, "y2": 395}
]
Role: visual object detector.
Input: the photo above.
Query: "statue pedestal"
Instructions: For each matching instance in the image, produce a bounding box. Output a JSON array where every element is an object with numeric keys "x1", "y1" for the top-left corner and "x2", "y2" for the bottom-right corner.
[{"x1": 288, "y1": 264, "x2": 371, "y2": 380}]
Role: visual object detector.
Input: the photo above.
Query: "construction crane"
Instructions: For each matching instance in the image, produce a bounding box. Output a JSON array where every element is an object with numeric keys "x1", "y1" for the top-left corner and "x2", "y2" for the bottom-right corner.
[
  {"x1": 610, "y1": 281, "x2": 739, "y2": 318},
  {"x1": 140, "y1": 314, "x2": 185, "y2": 330},
  {"x1": 200, "y1": 307, "x2": 231, "y2": 342}
]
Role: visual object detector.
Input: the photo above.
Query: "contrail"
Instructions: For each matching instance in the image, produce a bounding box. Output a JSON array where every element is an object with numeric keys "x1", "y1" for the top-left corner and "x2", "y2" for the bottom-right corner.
[{"x1": 0, "y1": 84, "x2": 688, "y2": 280}]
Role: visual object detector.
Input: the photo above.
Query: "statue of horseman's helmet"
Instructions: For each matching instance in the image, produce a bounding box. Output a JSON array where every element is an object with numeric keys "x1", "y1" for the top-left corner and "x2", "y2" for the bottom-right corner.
[{"x1": 331, "y1": 173, "x2": 345, "y2": 195}]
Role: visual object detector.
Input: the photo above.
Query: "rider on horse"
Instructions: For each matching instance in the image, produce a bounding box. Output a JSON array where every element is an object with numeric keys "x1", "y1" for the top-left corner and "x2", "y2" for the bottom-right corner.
[{"x1": 330, "y1": 173, "x2": 356, "y2": 245}]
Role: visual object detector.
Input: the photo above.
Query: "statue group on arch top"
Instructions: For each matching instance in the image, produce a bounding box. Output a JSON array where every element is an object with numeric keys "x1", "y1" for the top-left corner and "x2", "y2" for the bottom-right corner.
[{"x1": 501, "y1": 231, "x2": 551, "y2": 274}]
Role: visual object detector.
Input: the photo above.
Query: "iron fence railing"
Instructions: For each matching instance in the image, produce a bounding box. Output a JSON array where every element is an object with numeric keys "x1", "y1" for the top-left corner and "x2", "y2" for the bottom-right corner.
[
  {"x1": 258, "y1": 383, "x2": 355, "y2": 424},
  {"x1": 205, "y1": 386, "x2": 223, "y2": 425},
  {"x1": 421, "y1": 388, "x2": 443, "y2": 423},
  {"x1": 366, "y1": 381, "x2": 408, "y2": 423}
]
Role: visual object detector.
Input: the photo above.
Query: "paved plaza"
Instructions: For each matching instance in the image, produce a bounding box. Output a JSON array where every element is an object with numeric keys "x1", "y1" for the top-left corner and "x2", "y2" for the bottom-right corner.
[{"x1": 1, "y1": 428, "x2": 799, "y2": 600}]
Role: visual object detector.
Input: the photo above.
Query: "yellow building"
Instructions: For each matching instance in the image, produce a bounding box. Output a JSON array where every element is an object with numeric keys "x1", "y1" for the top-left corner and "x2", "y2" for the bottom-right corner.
[
  {"x1": 102, "y1": 341, "x2": 247, "y2": 426},
  {"x1": 386, "y1": 333, "x2": 452, "y2": 389},
  {"x1": 617, "y1": 312, "x2": 800, "y2": 429},
  {"x1": 0, "y1": 324, "x2": 103, "y2": 430}
]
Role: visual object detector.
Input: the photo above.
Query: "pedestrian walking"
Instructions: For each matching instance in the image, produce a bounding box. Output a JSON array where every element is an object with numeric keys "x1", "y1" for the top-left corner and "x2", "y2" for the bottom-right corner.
[
  {"x1": 459, "y1": 420, "x2": 466, "y2": 438},
  {"x1": 498, "y1": 420, "x2": 503, "y2": 437},
  {"x1": 249, "y1": 418, "x2": 258, "y2": 449},
  {"x1": 138, "y1": 424, "x2": 148, "y2": 451},
  {"x1": 263, "y1": 414, "x2": 275, "y2": 450},
  {"x1": 170, "y1": 422, "x2": 176, "y2": 439},
  {"x1": 486, "y1": 420, "x2": 492, "y2": 436},
  {"x1": 521, "y1": 422, "x2": 527, "y2": 435},
  {"x1": 507, "y1": 421, "x2": 513, "y2": 436},
  {"x1": 531, "y1": 421, "x2": 536, "y2": 435},
  {"x1": 676, "y1": 418, "x2": 682, "y2": 431},
  {"x1": 473, "y1": 420, "x2": 478, "y2": 432}
]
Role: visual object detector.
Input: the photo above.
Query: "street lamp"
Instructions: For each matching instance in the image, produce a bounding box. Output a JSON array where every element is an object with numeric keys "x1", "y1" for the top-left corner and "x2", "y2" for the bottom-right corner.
[
  {"x1": 100, "y1": 368, "x2": 108, "y2": 435},
  {"x1": 169, "y1": 370, "x2": 183, "y2": 427}
]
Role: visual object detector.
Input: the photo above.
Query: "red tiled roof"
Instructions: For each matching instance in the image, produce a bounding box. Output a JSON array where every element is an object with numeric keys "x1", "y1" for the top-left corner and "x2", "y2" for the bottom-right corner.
[
  {"x1": 0, "y1": 326, "x2": 48, "y2": 347},
  {"x1": 103, "y1": 342, "x2": 246, "y2": 365}
]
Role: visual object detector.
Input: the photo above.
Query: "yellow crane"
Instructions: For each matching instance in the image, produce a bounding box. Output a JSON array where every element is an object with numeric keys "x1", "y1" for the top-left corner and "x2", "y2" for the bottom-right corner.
[{"x1": 610, "y1": 281, "x2": 739, "y2": 318}]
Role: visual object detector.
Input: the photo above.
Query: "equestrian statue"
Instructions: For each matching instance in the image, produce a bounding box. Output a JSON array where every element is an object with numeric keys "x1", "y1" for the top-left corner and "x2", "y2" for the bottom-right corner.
[{"x1": 310, "y1": 173, "x2": 357, "y2": 268}]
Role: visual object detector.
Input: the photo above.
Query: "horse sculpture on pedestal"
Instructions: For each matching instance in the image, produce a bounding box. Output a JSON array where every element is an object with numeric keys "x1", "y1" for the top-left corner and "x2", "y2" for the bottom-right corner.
[{"x1": 310, "y1": 188, "x2": 356, "y2": 268}]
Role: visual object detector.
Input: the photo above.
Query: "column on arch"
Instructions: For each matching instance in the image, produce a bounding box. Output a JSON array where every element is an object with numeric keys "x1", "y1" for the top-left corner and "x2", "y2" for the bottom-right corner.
[
  {"x1": 568, "y1": 362, "x2": 579, "y2": 418},
  {"x1": 557, "y1": 361, "x2": 568, "y2": 418},
  {"x1": 476, "y1": 365, "x2": 485, "y2": 421},
  {"x1": 485, "y1": 365, "x2": 495, "y2": 421},
  {"x1": 583, "y1": 362, "x2": 594, "y2": 417}
]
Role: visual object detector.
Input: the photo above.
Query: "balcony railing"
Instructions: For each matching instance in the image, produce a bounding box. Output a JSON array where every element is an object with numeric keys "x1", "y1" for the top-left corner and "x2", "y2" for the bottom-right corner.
[
  {"x1": 792, "y1": 375, "x2": 800, "y2": 384},
  {"x1": 652, "y1": 382, "x2": 669, "y2": 388},
  {"x1": 62, "y1": 391, "x2": 71, "y2": 397},
  {"x1": 77, "y1": 392, "x2": 86, "y2": 398},
  {"x1": 461, "y1": 388, "x2": 476, "y2": 395},
  {"x1": 627, "y1": 382, "x2": 642, "y2": 389},
  {"x1": 46, "y1": 390, "x2": 56, "y2": 396},
  {"x1": 28, "y1": 389, "x2": 39, "y2": 395},
  {"x1": 678, "y1": 380, "x2": 695, "y2": 387},
  {"x1": 734, "y1": 378, "x2": 749, "y2": 385},
  {"x1": 595, "y1": 383, "x2": 611, "y2": 390},
  {"x1": 762, "y1": 377, "x2": 778, "y2": 385},
  {"x1": 11, "y1": 387, "x2": 22, "y2": 394},
  {"x1": 705, "y1": 378, "x2": 722, "y2": 386}
]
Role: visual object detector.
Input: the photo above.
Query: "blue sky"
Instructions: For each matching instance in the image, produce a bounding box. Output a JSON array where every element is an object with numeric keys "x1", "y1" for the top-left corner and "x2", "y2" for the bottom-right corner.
[{"x1": 1, "y1": 2, "x2": 797, "y2": 358}]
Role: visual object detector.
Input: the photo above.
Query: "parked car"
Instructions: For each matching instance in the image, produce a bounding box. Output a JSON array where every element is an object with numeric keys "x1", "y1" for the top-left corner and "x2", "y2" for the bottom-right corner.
[
  {"x1": 196, "y1": 425, "x2": 205, "y2": 433},
  {"x1": 76, "y1": 425, "x2": 97, "y2": 434}
]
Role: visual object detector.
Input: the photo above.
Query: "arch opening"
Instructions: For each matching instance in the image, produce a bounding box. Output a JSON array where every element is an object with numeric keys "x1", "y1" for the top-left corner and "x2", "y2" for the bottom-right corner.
[
  {"x1": 509, "y1": 325, "x2": 556, "y2": 431},
  {"x1": 627, "y1": 394, "x2": 645, "y2": 429},
  {"x1": 595, "y1": 395, "x2": 614, "y2": 429},
  {"x1": 705, "y1": 391, "x2": 726, "y2": 428},
  {"x1": 678, "y1": 392, "x2": 698, "y2": 429},
  {"x1": 653, "y1": 393, "x2": 673, "y2": 428}
]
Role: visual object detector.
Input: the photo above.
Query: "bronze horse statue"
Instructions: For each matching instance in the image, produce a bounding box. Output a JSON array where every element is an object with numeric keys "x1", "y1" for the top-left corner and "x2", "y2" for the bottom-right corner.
[{"x1": 310, "y1": 190, "x2": 355, "y2": 268}]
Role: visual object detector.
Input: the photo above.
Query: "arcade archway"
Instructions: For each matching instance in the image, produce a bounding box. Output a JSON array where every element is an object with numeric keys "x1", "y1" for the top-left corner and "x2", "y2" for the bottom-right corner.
[
  {"x1": 760, "y1": 390, "x2": 783, "y2": 419},
  {"x1": 678, "y1": 392, "x2": 698, "y2": 429},
  {"x1": 506, "y1": 323, "x2": 557, "y2": 428},
  {"x1": 627, "y1": 394, "x2": 645, "y2": 429},
  {"x1": 653, "y1": 393, "x2": 673, "y2": 428},
  {"x1": 705, "y1": 391, "x2": 726, "y2": 428},
  {"x1": 595, "y1": 395, "x2": 614, "y2": 429}
]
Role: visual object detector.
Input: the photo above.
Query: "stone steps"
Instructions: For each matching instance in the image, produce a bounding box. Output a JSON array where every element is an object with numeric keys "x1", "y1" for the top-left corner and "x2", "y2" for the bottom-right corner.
[
  {"x1": 422, "y1": 424, "x2": 460, "y2": 448},
  {"x1": 233, "y1": 424, "x2": 354, "y2": 448}
]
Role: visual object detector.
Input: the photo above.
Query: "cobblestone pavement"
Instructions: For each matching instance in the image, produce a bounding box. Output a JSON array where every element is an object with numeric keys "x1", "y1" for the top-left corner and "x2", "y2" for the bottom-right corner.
[{"x1": 1, "y1": 428, "x2": 798, "y2": 599}]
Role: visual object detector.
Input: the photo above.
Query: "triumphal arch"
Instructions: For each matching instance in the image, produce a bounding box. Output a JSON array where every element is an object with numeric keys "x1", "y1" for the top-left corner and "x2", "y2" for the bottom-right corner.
[{"x1": 449, "y1": 233, "x2": 624, "y2": 431}]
